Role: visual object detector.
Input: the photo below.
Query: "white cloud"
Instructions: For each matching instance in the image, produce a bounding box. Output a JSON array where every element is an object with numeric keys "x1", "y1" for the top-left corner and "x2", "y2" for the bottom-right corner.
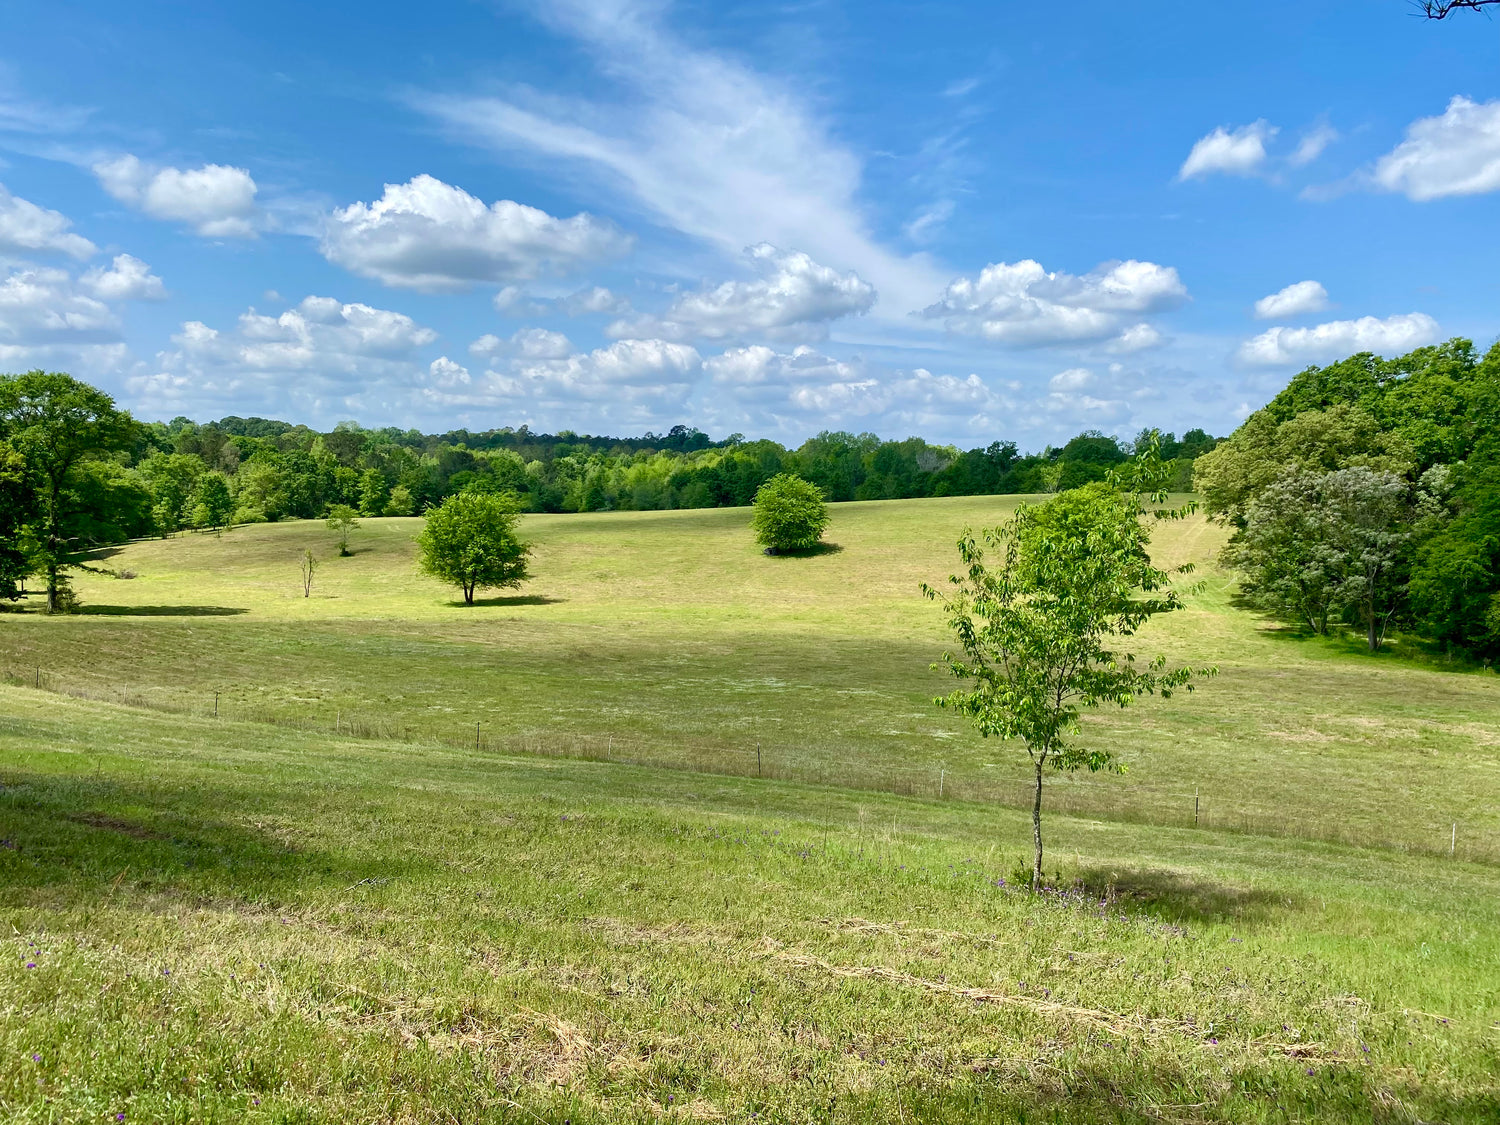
[
  {"x1": 493, "y1": 284, "x2": 632, "y2": 317},
  {"x1": 1253, "y1": 280, "x2": 1329, "y2": 320},
  {"x1": 412, "y1": 1, "x2": 946, "y2": 319},
  {"x1": 0, "y1": 183, "x2": 96, "y2": 259},
  {"x1": 468, "y1": 327, "x2": 574, "y2": 360},
  {"x1": 611, "y1": 244, "x2": 875, "y2": 342},
  {"x1": 0, "y1": 265, "x2": 119, "y2": 345},
  {"x1": 1371, "y1": 96, "x2": 1500, "y2": 201},
  {"x1": 429, "y1": 356, "x2": 471, "y2": 388},
  {"x1": 1178, "y1": 121, "x2": 1278, "y2": 180},
  {"x1": 705, "y1": 343, "x2": 862, "y2": 388},
  {"x1": 136, "y1": 295, "x2": 441, "y2": 419},
  {"x1": 1105, "y1": 322, "x2": 1166, "y2": 353},
  {"x1": 80, "y1": 254, "x2": 165, "y2": 301},
  {"x1": 1048, "y1": 367, "x2": 1094, "y2": 392},
  {"x1": 1236, "y1": 313, "x2": 1439, "y2": 366},
  {"x1": 321, "y1": 174, "x2": 630, "y2": 291},
  {"x1": 94, "y1": 154, "x2": 259, "y2": 237},
  {"x1": 923, "y1": 258, "x2": 1187, "y2": 347},
  {"x1": 1291, "y1": 123, "x2": 1338, "y2": 167}
]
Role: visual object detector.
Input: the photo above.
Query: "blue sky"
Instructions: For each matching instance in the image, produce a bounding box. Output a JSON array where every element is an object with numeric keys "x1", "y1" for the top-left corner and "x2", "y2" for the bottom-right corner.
[{"x1": 2, "y1": 0, "x2": 1498, "y2": 448}]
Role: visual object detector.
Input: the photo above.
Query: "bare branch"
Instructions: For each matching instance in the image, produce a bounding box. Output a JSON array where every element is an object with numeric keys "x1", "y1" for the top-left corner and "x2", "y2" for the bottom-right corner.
[{"x1": 1417, "y1": 0, "x2": 1500, "y2": 19}]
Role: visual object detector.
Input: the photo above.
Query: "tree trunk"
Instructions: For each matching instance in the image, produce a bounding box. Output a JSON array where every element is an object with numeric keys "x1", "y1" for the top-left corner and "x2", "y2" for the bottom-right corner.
[
  {"x1": 464, "y1": 582, "x2": 474, "y2": 605},
  {"x1": 45, "y1": 479, "x2": 61, "y2": 614},
  {"x1": 1031, "y1": 761, "x2": 1045, "y2": 893},
  {"x1": 1366, "y1": 599, "x2": 1379, "y2": 652}
]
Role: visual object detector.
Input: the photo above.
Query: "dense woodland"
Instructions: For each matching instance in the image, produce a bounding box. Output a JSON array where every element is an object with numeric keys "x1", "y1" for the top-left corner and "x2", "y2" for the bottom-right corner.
[{"x1": 3, "y1": 337, "x2": 1498, "y2": 658}]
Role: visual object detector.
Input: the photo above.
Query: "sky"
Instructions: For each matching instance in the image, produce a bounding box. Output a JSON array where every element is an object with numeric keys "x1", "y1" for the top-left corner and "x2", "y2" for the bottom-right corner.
[{"x1": 1, "y1": 0, "x2": 1499, "y2": 449}]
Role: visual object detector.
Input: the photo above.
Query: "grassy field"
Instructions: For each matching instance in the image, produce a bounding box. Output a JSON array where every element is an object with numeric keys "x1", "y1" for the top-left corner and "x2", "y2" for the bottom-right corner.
[
  {"x1": 2, "y1": 497, "x2": 1499, "y2": 1120},
  {"x1": 3, "y1": 687, "x2": 1498, "y2": 1123},
  {"x1": 2, "y1": 498, "x2": 1498, "y2": 859}
]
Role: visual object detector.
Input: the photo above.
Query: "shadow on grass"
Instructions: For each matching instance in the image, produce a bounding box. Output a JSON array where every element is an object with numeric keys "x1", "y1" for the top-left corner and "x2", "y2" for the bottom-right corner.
[
  {"x1": 1073, "y1": 865, "x2": 1299, "y2": 926},
  {"x1": 78, "y1": 605, "x2": 249, "y2": 617},
  {"x1": 763, "y1": 541, "x2": 844, "y2": 558},
  {"x1": 0, "y1": 770, "x2": 399, "y2": 903},
  {"x1": 448, "y1": 594, "x2": 565, "y2": 608}
]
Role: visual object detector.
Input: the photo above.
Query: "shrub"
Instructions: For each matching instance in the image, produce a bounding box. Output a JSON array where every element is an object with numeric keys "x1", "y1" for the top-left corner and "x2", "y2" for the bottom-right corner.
[{"x1": 751, "y1": 473, "x2": 830, "y2": 554}]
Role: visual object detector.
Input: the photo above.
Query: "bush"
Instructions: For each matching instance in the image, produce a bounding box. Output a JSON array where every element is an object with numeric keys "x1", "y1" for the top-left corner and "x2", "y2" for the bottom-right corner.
[{"x1": 751, "y1": 473, "x2": 830, "y2": 553}]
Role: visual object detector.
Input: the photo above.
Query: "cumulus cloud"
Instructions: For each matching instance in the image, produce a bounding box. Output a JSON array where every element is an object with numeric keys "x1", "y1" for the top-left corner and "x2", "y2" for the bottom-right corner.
[
  {"x1": 468, "y1": 327, "x2": 574, "y2": 360},
  {"x1": 612, "y1": 244, "x2": 875, "y2": 342},
  {"x1": 705, "y1": 343, "x2": 861, "y2": 388},
  {"x1": 429, "y1": 356, "x2": 471, "y2": 388},
  {"x1": 0, "y1": 265, "x2": 119, "y2": 345},
  {"x1": 321, "y1": 174, "x2": 631, "y2": 291},
  {"x1": 1370, "y1": 96, "x2": 1500, "y2": 201},
  {"x1": 94, "y1": 154, "x2": 259, "y2": 237},
  {"x1": 1178, "y1": 121, "x2": 1278, "y2": 180},
  {"x1": 1253, "y1": 280, "x2": 1329, "y2": 320},
  {"x1": 135, "y1": 295, "x2": 442, "y2": 419},
  {"x1": 80, "y1": 254, "x2": 165, "y2": 301},
  {"x1": 922, "y1": 258, "x2": 1186, "y2": 347},
  {"x1": 0, "y1": 183, "x2": 96, "y2": 258},
  {"x1": 1237, "y1": 313, "x2": 1439, "y2": 366},
  {"x1": 1105, "y1": 323, "x2": 1166, "y2": 353}
]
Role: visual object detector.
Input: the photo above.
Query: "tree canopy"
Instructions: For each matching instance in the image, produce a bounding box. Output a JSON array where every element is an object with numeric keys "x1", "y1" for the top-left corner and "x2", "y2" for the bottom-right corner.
[{"x1": 416, "y1": 491, "x2": 532, "y2": 605}]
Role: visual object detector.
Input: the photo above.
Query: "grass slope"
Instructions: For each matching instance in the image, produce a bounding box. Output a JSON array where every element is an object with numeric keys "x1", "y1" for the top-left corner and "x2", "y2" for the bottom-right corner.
[
  {"x1": 3, "y1": 499, "x2": 1498, "y2": 859},
  {"x1": 2, "y1": 688, "x2": 1497, "y2": 1123}
]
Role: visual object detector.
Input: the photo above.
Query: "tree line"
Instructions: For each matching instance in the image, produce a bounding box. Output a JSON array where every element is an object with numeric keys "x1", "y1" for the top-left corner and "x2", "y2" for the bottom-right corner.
[
  {"x1": 1195, "y1": 337, "x2": 1500, "y2": 659},
  {"x1": 0, "y1": 367, "x2": 1220, "y2": 611}
]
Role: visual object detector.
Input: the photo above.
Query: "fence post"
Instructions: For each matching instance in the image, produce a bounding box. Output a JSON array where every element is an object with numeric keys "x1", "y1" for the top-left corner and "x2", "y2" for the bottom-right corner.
[
  {"x1": 756, "y1": 742, "x2": 762, "y2": 778},
  {"x1": 606, "y1": 735, "x2": 612, "y2": 760},
  {"x1": 1194, "y1": 788, "x2": 1200, "y2": 828},
  {"x1": 476, "y1": 722, "x2": 481, "y2": 752},
  {"x1": 939, "y1": 767, "x2": 945, "y2": 800},
  {"x1": 1451, "y1": 823, "x2": 1457, "y2": 858},
  {"x1": 35, "y1": 666, "x2": 40, "y2": 688},
  {"x1": 214, "y1": 691, "x2": 219, "y2": 718}
]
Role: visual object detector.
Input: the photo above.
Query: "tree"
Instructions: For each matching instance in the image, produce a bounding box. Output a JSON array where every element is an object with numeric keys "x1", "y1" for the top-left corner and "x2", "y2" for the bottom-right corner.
[
  {"x1": 416, "y1": 491, "x2": 531, "y2": 605},
  {"x1": 190, "y1": 472, "x2": 236, "y2": 536},
  {"x1": 384, "y1": 485, "x2": 415, "y2": 516},
  {"x1": 138, "y1": 451, "x2": 204, "y2": 536},
  {"x1": 357, "y1": 468, "x2": 387, "y2": 517},
  {"x1": 0, "y1": 440, "x2": 35, "y2": 601},
  {"x1": 750, "y1": 473, "x2": 830, "y2": 553},
  {"x1": 0, "y1": 371, "x2": 137, "y2": 613},
  {"x1": 326, "y1": 503, "x2": 359, "y2": 556},
  {"x1": 1225, "y1": 466, "x2": 1437, "y2": 651},
  {"x1": 923, "y1": 467, "x2": 1211, "y2": 891},
  {"x1": 300, "y1": 549, "x2": 317, "y2": 598}
]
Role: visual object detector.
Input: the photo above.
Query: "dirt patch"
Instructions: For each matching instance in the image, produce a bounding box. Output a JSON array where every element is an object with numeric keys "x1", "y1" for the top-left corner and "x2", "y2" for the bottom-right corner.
[{"x1": 66, "y1": 812, "x2": 166, "y2": 840}]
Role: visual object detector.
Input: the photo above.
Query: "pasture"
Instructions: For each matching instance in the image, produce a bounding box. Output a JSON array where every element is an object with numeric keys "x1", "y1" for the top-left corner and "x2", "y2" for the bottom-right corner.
[{"x1": 2, "y1": 496, "x2": 1498, "y2": 1122}]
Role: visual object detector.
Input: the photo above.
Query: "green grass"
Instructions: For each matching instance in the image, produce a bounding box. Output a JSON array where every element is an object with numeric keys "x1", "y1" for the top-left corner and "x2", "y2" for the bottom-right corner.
[
  {"x1": 3, "y1": 498, "x2": 1498, "y2": 859},
  {"x1": 2, "y1": 687, "x2": 1497, "y2": 1123},
  {"x1": 2, "y1": 496, "x2": 1498, "y2": 1121}
]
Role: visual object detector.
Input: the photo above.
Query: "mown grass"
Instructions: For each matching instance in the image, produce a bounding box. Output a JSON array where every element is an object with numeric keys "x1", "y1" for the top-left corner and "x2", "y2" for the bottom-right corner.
[
  {"x1": 2, "y1": 498, "x2": 1497, "y2": 859},
  {"x1": 2, "y1": 687, "x2": 1498, "y2": 1123}
]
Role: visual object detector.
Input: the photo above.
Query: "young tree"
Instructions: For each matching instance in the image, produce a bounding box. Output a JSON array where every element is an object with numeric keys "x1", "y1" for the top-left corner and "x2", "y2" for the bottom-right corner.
[
  {"x1": 0, "y1": 371, "x2": 137, "y2": 612},
  {"x1": 326, "y1": 503, "x2": 360, "y2": 556},
  {"x1": 0, "y1": 440, "x2": 35, "y2": 601},
  {"x1": 384, "y1": 484, "x2": 415, "y2": 516},
  {"x1": 299, "y1": 549, "x2": 317, "y2": 598},
  {"x1": 924, "y1": 469, "x2": 1212, "y2": 892},
  {"x1": 416, "y1": 491, "x2": 531, "y2": 605},
  {"x1": 190, "y1": 472, "x2": 236, "y2": 536},
  {"x1": 750, "y1": 473, "x2": 830, "y2": 553}
]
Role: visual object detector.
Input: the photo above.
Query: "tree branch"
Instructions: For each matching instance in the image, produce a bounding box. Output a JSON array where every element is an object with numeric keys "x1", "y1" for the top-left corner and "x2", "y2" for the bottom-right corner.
[{"x1": 1418, "y1": 0, "x2": 1500, "y2": 18}]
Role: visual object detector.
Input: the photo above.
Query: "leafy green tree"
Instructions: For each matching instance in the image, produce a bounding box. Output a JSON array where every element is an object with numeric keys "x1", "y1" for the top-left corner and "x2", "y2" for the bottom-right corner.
[
  {"x1": 923, "y1": 466, "x2": 1211, "y2": 891},
  {"x1": 326, "y1": 503, "x2": 359, "y2": 556},
  {"x1": 1226, "y1": 466, "x2": 1437, "y2": 651},
  {"x1": 0, "y1": 440, "x2": 35, "y2": 601},
  {"x1": 1409, "y1": 450, "x2": 1500, "y2": 659},
  {"x1": 357, "y1": 468, "x2": 388, "y2": 517},
  {"x1": 416, "y1": 491, "x2": 531, "y2": 605},
  {"x1": 138, "y1": 451, "x2": 204, "y2": 535},
  {"x1": 190, "y1": 472, "x2": 236, "y2": 535},
  {"x1": 750, "y1": 473, "x2": 830, "y2": 553},
  {"x1": 0, "y1": 371, "x2": 137, "y2": 612},
  {"x1": 384, "y1": 485, "x2": 415, "y2": 516}
]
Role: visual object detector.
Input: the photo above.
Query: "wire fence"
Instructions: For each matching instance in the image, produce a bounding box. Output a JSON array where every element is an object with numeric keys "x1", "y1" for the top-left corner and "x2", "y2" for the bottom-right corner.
[{"x1": 6, "y1": 664, "x2": 1494, "y2": 866}]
